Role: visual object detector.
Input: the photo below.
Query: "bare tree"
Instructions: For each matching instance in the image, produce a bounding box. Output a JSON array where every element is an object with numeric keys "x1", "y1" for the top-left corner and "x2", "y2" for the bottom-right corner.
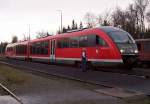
[
  {"x1": 125, "y1": 4, "x2": 138, "y2": 38},
  {"x1": 112, "y1": 7, "x2": 126, "y2": 28},
  {"x1": 84, "y1": 12, "x2": 96, "y2": 28},
  {"x1": 96, "y1": 15, "x2": 103, "y2": 26},
  {"x1": 135, "y1": 0, "x2": 150, "y2": 37},
  {"x1": 146, "y1": 11, "x2": 150, "y2": 26},
  {"x1": 22, "y1": 34, "x2": 29, "y2": 41},
  {"x1": 97, "y1": 10, "x2": 111, "y2": 26},
  {"x1": 36, "y1": 31, "x2": 50, "y2": 38},
  {"x1": 111, "y1": 6, "x2": 138, "y2": 38}
]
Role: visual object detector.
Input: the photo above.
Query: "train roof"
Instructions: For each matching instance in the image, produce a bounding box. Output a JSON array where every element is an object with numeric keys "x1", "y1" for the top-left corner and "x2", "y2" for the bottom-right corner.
[
  {"x1": 6, "y1": 41, "x2": 28, "y2": 48},
  {"x1": 6, "y1": 26, "x2": 129, "y2": 46},
  {"x1": 99, "y1": 26, "x2": 125, "y2": 33},
  {"x1": 29, "y1": 36, "x2": 53, "y2": 43}
]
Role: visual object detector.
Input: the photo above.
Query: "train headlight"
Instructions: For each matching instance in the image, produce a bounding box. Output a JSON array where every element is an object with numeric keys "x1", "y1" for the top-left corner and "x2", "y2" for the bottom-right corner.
[
  {"x1": 120, "y1": 49, "x2": 125, "y2": 53},
  {"x1": 134, "y1": 50, "x2": 138, "y2": 53}
]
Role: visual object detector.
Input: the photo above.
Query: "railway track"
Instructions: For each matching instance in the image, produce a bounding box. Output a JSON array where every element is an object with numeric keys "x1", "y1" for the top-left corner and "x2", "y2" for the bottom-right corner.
[
  {"x1": 1, "y1": 57, "x2": 149, "y2": 80},
  {"x1": 0, "y1": 83, "x2": 23, "y2": 104},
  {"x1": 0, "y1": 59, "x2": 112, "y2": 88},
  {"x1": 96, "y1": 68, "x2": 150, "y2": 79},
  {"x1": 1, "y1": 57, "x2": 150, "y2": 95}
]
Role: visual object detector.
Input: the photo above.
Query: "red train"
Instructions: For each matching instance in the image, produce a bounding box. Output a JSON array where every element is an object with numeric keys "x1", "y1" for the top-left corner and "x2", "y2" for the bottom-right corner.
[
  {"x1": 136, "y1": 38, "x2": 150, "y2": 67},
  {"x1": 5, "y1": 26, "x2": 138, "y2": 69}
]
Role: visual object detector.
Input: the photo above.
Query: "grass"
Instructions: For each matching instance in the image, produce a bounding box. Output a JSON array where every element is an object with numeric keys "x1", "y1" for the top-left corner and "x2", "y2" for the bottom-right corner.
[
  {"x1": 129, "y1": 98, "x2": 150, "y2": 104},
  {"x1": 0, "y1": 63, "x2": 30, "y2": 86},
  {"x1": 120, "y1": 96, "x2": 150, "y2": 104}
]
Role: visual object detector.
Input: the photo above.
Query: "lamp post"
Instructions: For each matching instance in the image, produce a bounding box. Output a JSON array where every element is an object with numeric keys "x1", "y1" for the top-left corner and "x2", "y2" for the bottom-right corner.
[
  {"x1": 28, "y1": 24, "x2": 30, "y2": 59},
  {"x1": 57, "y1": 10, "x2": 63, "y2": 33}
]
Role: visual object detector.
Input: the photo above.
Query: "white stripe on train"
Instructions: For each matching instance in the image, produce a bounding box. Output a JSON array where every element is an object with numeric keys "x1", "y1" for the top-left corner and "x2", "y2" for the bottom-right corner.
[{"x1": 13, "y1": 56, "x2": 123, "y2": 63}]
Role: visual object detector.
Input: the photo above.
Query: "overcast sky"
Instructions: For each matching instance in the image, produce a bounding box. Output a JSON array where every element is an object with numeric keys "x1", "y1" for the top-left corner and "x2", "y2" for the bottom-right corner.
[{"x1": 0, "y1": 0, "x2": 133, "y2": 42}]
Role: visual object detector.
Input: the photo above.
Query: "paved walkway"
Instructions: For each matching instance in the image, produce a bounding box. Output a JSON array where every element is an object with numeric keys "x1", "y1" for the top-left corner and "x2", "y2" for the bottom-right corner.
[{"x1": 0, "y1": 96, "x2": 19, "y2": 104}]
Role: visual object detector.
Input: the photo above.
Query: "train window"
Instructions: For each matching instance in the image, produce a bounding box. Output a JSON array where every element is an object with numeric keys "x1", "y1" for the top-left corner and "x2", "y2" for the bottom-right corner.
[
  {"x1": 62, "y1": 38, "x2": 69, "y2": 48},
  {"x1": 30, "y1": 41, "x2": 49, "y2": 55},
  {"x1": 57, "y1": 39, "x2": 62, "y2": 48},
  {"x1": 108, "y1": 31, "x2": 134, "y2": 44},
  {"x1": 96, "y1": 35, "x2": 108, "y2": 47},
  {"x1": 79, "y1": 36, "x2": 88, "y2": 47},
  {"x1": 44, "y1": 41, "x2": 49, "y2": 48},
  {"x1": 57, "y1": 38, "x2": 69, "y2": 48},
  {"x1": 70, "y1": 37, "x2": 79, "y2": 48},
  {"x1": 87, "y1": 35, "x2": 96, "y2": 47},
  {"x1": 57, "y1": 35, "x2": 108, "y2": 48},
  {"x1": 16, "y1": 45, "x2": 27, "y2": 55}
]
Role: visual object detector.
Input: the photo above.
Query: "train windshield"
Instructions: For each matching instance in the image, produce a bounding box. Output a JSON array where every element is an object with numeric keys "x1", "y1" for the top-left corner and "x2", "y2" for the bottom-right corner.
[{"x1": 108, "y1": 31, "x2": 135, "y2": 44}]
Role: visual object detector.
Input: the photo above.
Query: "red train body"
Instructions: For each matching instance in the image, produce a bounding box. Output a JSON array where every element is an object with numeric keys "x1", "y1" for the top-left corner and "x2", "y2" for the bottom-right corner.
[{"x1": 5, "y1": 27, "x2": 138, "y2": 68}]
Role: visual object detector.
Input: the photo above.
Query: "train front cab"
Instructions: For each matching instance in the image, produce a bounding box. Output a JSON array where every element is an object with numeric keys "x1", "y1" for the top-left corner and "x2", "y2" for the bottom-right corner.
[
  {"x1": 100, "y1": 27, "x2": 139, "y2": 69},
  {"x1": 5, "y1": 43, "x2": 16, "y2": 58}
]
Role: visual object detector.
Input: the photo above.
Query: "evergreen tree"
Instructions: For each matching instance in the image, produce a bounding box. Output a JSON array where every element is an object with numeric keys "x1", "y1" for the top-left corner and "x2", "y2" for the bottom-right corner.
[
  {"x1": 46, "y1": 32, "x2": 50, "y2": 36},
  {"x1": 0, "y1": 42, "x2": 8, "y2": 54},
  {"x1": 62, "y1": 27, "x2": 67, "y2": 33},
  {"x1": 72, "y1": 20, "x2": 76, "y2": 30},
  {"x1": 75, "y1": 23, "x2": 78, "y2": 29},
  {"x1": 67, "y1": 25, "x2": 71, "y2": 31},
  {"x1": 79, "y1": 22, "x2": 83, "y2": 29}
]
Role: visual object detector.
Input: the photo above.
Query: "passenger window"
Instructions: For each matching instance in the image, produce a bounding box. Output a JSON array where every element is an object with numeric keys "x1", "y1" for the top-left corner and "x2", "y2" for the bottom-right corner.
[
  {"x1": 57, "y1": 39, "x2": 62, "y2": 48},
  {"x1": 57, "y1": 38, "x2": 69, "y2": 48},
  {"x1": 70, "y1": 37, "x2": 79, "y2": 48},
  {"x1": 87, "y1": 35, "x2": 96, "y2": 47},
  {"x1": 57, "y1": 35, "x2": 108, "y2": 48},
  {"x1": 96, "y1": 35, "x2": 108, "y2": 47},
  {"x1": 62, "y1": 38, "x2": 69, "y2": 48},
  {"x1": 30, "y1": 41, "x2": 49, "y2": 55},
  {"x1": 79, "y1": 36, "x2": 88, "y2": 47}
]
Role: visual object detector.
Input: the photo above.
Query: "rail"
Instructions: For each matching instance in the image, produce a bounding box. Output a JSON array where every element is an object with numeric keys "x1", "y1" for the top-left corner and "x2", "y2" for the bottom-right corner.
[{"x1": 0, "y1": 83, "x2": 23, "y2": 104}]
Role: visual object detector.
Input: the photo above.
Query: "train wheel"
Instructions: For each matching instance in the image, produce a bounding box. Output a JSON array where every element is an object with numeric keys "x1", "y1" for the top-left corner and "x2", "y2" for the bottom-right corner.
[
  {"x1": 125, "y1": 65, "x2": 133, "y2": 70},
  {"x1": 125, "y1": 63, "x2": 132, "y2": 70},
  {"x1": 28, "y1": 58, "x2": 32, "y2": 62},
  {"x1": 141, "y1": 62, "x2": 149, "y2": 68},
  {"x1": 87, "y1": 62, "x2": 93, "y2": 70},
  {"x1": 75, "y1": 61, "x2": 81, "y2": 68},
  {"x1": 123, "y1": 58, "x2": 134, "y2": 70},
  {"x1": 25, "y1": 58, "x2": 28, "y2": 61}
]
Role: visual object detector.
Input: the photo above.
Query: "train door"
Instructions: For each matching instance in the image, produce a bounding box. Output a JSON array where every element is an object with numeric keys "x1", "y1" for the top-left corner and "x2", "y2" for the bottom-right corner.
[{"x1": 50, "y1": 39, "x2": 56, "y2": 62}]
